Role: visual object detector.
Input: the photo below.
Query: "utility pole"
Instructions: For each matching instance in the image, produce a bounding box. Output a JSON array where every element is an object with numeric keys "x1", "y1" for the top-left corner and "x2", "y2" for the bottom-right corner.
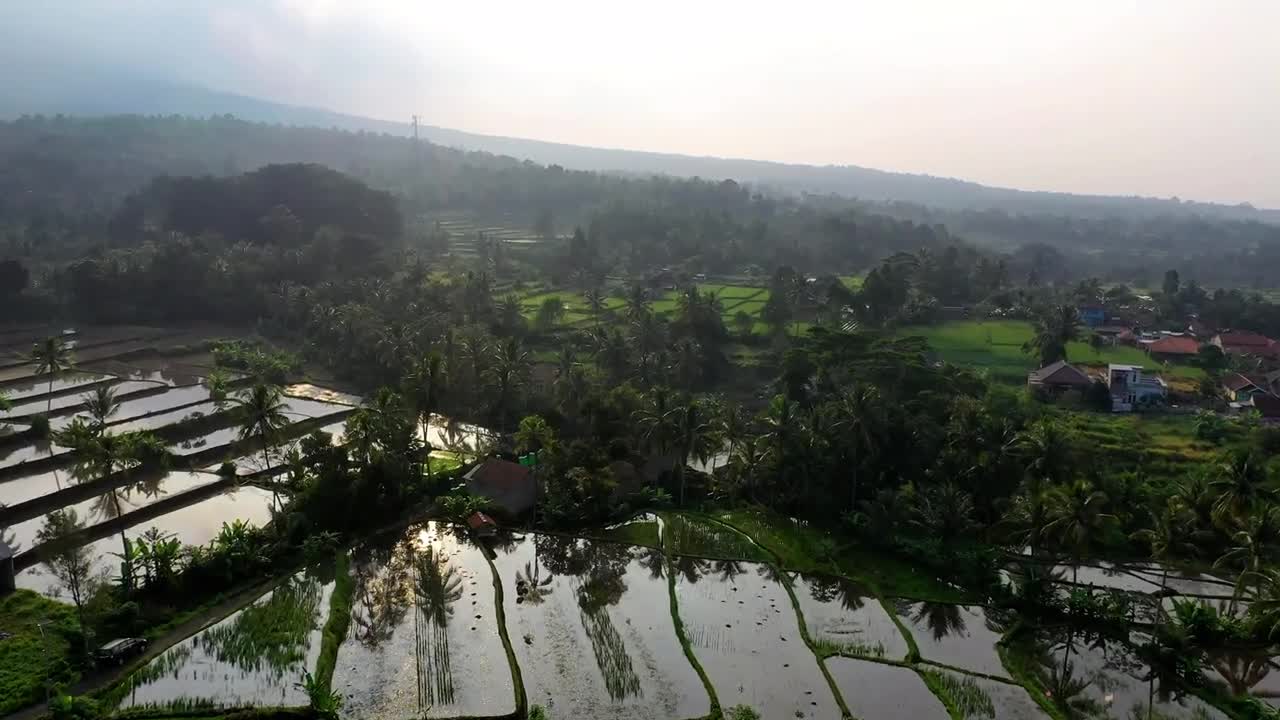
[{"x1": 411, "y1": 115, "x2": 422, "y2": 171}]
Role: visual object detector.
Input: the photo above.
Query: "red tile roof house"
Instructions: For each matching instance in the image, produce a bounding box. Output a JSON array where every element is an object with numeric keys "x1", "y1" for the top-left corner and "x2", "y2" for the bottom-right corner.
[
  {"x1": 1027, "y1": 361, "x2": 1093, "y2": 394},
  {"x1": 1212, "y1": 331, "x2": 1280, "y2": 359},
  {"x1": 1145, "y1": 335, "x2": 1201, "y2": 362},
  {"x1": 464, "y1": 458, "x2": 536, "y2": 517}
]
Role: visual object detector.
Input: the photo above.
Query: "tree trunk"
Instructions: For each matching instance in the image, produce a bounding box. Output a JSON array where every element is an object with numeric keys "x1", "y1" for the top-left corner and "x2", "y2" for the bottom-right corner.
[
  {"x1": 262, "y1": 442, "x2": 277, "y2": 513},
  {"x1": 421, "y1": 416, "x2": 433, "y2": 480}
]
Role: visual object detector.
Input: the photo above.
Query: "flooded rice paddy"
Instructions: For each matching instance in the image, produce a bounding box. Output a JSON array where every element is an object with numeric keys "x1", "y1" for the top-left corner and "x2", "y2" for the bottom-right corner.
[
  {"x1": 114, "y1": 571, "x2": 333, "y2": 711},
  {"x1": 827, "y1": 658, "x2": 949, "y2": 720},
  {"x1": 332, "y1": 522, "x2": 516, "y2": 719},
  {"x1": 792, "y1": 574, "x2": 909, "y2": 660},
  {"x1": 493, "y1": 533, "x2": 709, "y2": 720},
  {"x1": 17, "y1": 485, "x2": 276, "y2": 597},
  {"x1": 674, "y1": 559, "x2": 839, "y2": 719},
  {"x1": 894, "y1": 602, "x2": 1012, "y2": 678},
  {"x1": 1027, "y1": 629, "x2": 1228, "y2": 719}
]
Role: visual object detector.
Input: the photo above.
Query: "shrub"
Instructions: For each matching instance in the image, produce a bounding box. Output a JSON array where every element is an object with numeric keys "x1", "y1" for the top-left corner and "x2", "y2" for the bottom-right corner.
[
  {"x1": 27, "y1": 414, "x2": 50, "y2": 438},
  {"x1": 726, "y1": 706, "x2": 761, "y2": 720}
]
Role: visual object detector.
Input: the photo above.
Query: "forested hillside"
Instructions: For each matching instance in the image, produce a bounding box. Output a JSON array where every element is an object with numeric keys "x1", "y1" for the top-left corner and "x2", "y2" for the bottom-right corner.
[{"x1": 3, "y1": 114, "x2": 1280, "y2": 289}]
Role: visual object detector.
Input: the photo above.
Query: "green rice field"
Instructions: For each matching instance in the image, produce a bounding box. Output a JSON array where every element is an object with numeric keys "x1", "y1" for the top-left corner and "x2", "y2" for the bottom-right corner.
[{"x1": 899, "y1": 320, "x2": 1205, "y2": 385}]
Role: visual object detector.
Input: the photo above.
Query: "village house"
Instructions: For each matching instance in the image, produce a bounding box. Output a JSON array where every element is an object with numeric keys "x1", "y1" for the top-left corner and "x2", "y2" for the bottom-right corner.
[
  {"x1": 1105, "y1": 364, "x2": 1167, "y2": 412},
  {"x1": 1093, "y1": 325, "x2": 1134, "y2": 346},
  {"x1": 464, "y1": 458, "x2": 536, "y2": 516},
  {"x1": 1145, "y1": 334, "x2": 1201, "y2": 363},
  {"x1": 1212, "y1": 330, "x2": 1280, "y2": 359},
  {"x1": 1077, "y1": 305, "x2": 1107, "y2": 328},
  {"x1": 1027, "y1": 360, "x2": 1093, "y2": 395},
  {"x1": 1222, "y1": 373, "x2": 1271, "y2": 402}
]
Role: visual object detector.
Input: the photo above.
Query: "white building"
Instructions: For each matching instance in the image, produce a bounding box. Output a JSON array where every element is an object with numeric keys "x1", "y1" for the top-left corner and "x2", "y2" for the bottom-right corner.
[{"x1": 1105, "y1": 364, "x2": 1167, "y2": 412}]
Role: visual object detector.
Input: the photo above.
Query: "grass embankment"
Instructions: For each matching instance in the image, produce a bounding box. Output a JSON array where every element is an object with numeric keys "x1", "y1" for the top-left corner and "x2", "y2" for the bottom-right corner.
[
  {"x1": 660, "y1": 512, "x2": 769, "y2": 561},
  {"x1": 900, "y1": 320, "x2": 1204, "y2": 385},
  {"x1": 917, "y1": 668, "x2": 995, "y2": 720},
  {"x1": 480, "y1": 544, "x2": 527, "y2": 719},
  {"x1": 664, "y1": 554, "x2": 721, "y2": 719},
  {"x1": 592, "y1": 516, "x2": 661, "y2": 549},
  {"x1": 713, "y1": 507, "x2": 972, "y2": 603},
  {"x1": 313, "y1": 551, "x2": 354, "y2": 690},
  {"x1": 0, "y1": 589, "x2": 78, "y2": 715}
]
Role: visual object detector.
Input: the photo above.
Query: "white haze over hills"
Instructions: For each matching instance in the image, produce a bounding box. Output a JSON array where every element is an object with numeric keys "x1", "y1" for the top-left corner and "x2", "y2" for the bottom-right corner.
[{"x1": 1, "y1": 0, "x2": 1277, "y2": 224}]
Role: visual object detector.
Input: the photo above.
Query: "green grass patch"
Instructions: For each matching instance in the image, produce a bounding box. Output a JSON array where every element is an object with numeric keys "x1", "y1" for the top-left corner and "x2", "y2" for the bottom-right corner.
[
  {"x1": 898, "y1": 320, "x2": 1204, "y2": 385},
  {"x1": 714, "y1": 507, "x2": 973, "y2": 603},
  {"x1": 594, "y1": 517, "x2": 661, "y2": 548},
  {"x1": 700, "y1": 284, "x2": 764, "y2": 300},
  {"x1": 840, "y1": 275, "x2": 865, "y2": 291},
  {"x1": 811, "y1": 636, "x2": 887, "y2": 659},
  {"x1": 313, "y1": 551, "x2": 354, "y2": 690},
  {"x1": 660, "y1": 512, "x2": 769, "y2": 561},
  {"x1": 918, "y1": 668, "x2": 996, "y2": 720},
  {"x1": 0, "y1": 590, "x2": 78, "y2": 715}
]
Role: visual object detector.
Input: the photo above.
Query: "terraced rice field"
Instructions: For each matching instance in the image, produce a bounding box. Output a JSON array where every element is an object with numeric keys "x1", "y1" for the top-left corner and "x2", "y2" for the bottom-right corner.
[
  {"x1": 333, "y1": 522, "x2": 516, "y2": 719},
  {"x1": 0, "y1": 325, "x2": 356, "y2": 601},
  {"x1": 113, "y1": 572, "x2": 333, "y2": 711},
  {"x1": 493, "y1": 534, "x2": 708, "y2": 720}
]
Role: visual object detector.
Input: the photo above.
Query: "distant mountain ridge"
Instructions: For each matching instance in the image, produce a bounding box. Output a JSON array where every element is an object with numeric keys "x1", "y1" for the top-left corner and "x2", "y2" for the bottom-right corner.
[{"x1": 2, "y1": 68, "x2": 1275, "y2": 223}]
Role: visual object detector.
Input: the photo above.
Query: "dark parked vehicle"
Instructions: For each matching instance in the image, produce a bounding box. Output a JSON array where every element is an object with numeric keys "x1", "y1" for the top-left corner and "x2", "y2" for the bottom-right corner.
[{"x1": 95, "y1": 638, "x2": 148, "y2": 664}]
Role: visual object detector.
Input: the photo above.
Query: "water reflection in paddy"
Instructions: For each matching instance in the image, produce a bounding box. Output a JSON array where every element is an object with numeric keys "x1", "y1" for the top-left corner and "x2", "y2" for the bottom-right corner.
[
  {"x1": 3, "y1": 372, "x2": 113, "y2": 401},
  {"x1": 893, "y1": 602, "x2": 1013, "y2": 678},
  {"x1": 674, "y1": 558, "x2": 839, "y2": 719},
  {"x1": 17, "y1": 485, "x2": 274, "y2": 597},
  {"x1": 826, "y1": 658, "x2": 948, "y2": 720},
  {"x1": 1025, "y1": 629, "x2": 1227, "y2": 719},
  {"x1": 1, "y1": 380, "x2": 163, "y2": 419},
  {"x1": 332, "y1": 522, "x2": 515, "y2": 719},
  {"x1": 793, "y1": 573, "x2": 909, "y2": 661},
  {"x1": 115, "y1": 571, "x2": 332, "y2": 710},
  {"x1": 5, "y1": 470, "x2": 219, "y2": 551},
  {"x1": 493, "y1": 533, "x2": 709, "y2": 720}
]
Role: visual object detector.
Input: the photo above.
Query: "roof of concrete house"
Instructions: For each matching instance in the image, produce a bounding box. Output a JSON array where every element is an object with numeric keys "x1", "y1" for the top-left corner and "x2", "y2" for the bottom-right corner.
[
  {"x1": 1216, "y1": 331, "x2": 1275, "y2": 348},
  {"x1": 464, "y1": 459, "x2": 535, "y2": 514},
  {"x1": 1223, "y1": 372, "x2": 1265, "y2": 393},
  {"x1": 1028, "y1": 360, "x2": 1092, "y2": 386},
  {"x1": 1147, "y1": 336, "x2": 1200, "y2": 355},
  {"x1": 1253, "y1": 394, "x2": 1280, "y2": 418}
]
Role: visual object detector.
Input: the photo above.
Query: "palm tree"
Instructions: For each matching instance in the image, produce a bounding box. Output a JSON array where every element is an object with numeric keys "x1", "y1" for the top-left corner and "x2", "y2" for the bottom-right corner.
[
  {"x1": 1132, "y1": 506, "x2": 1201, "y2": 594},
  {"x1": 1015, "y1": 420, "x2": 1075, "y2": 486},
  {"x1": 1131, "y1": 504, "x2": 1203, "y2": 718},
  {"x1": 405, "y1": 353, "x2": 447, "y2": 478},
  {"x1": 83, "y1": 385, "x2": 120, "y2": 434},
  {"x1": 584, "y1": 287, "x2": 606, "y2": 329},
  {"x1": 1216, "y1": 506, "x2": 1280, "y2": 608},
  {"x1": 54, "y1": 421, "x2": 166, "y2": 594},
  {"x1": 830, "y1": 385, "x2": 884, "y2": 511},
  {"x1": 671, "y1": 399, "x2": 714, "y2": 506},
  {"x1": 671, "y1": 338, "x2": 702, "y2": 392},
  {"x1": 230, "y1": 384, "x2": 290, "y2": 510},
  {"x1": 30, "y1": 335, "x2": 74, "y2": 415},
  {"x1": 489, "y1": 338, "x2": 530, "y2": 435},
  {"x1": 1044, "y1": 480, "x2": 1117, "y2": 582},
  {"x1": 624, "y1": 284, "x2": 650, "y2": 324},
  {"x1": 1023, "y1": 304, "x2": 1081, "y2": 366},
  {"x1": 1211, "y1": 451, "x2": 1272, "y2": 526}
]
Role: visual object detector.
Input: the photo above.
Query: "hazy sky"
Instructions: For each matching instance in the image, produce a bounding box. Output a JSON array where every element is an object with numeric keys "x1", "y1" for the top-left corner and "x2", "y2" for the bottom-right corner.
[{"x1": 7, "y1": 1, "x2": 1279, "y2": 206}]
